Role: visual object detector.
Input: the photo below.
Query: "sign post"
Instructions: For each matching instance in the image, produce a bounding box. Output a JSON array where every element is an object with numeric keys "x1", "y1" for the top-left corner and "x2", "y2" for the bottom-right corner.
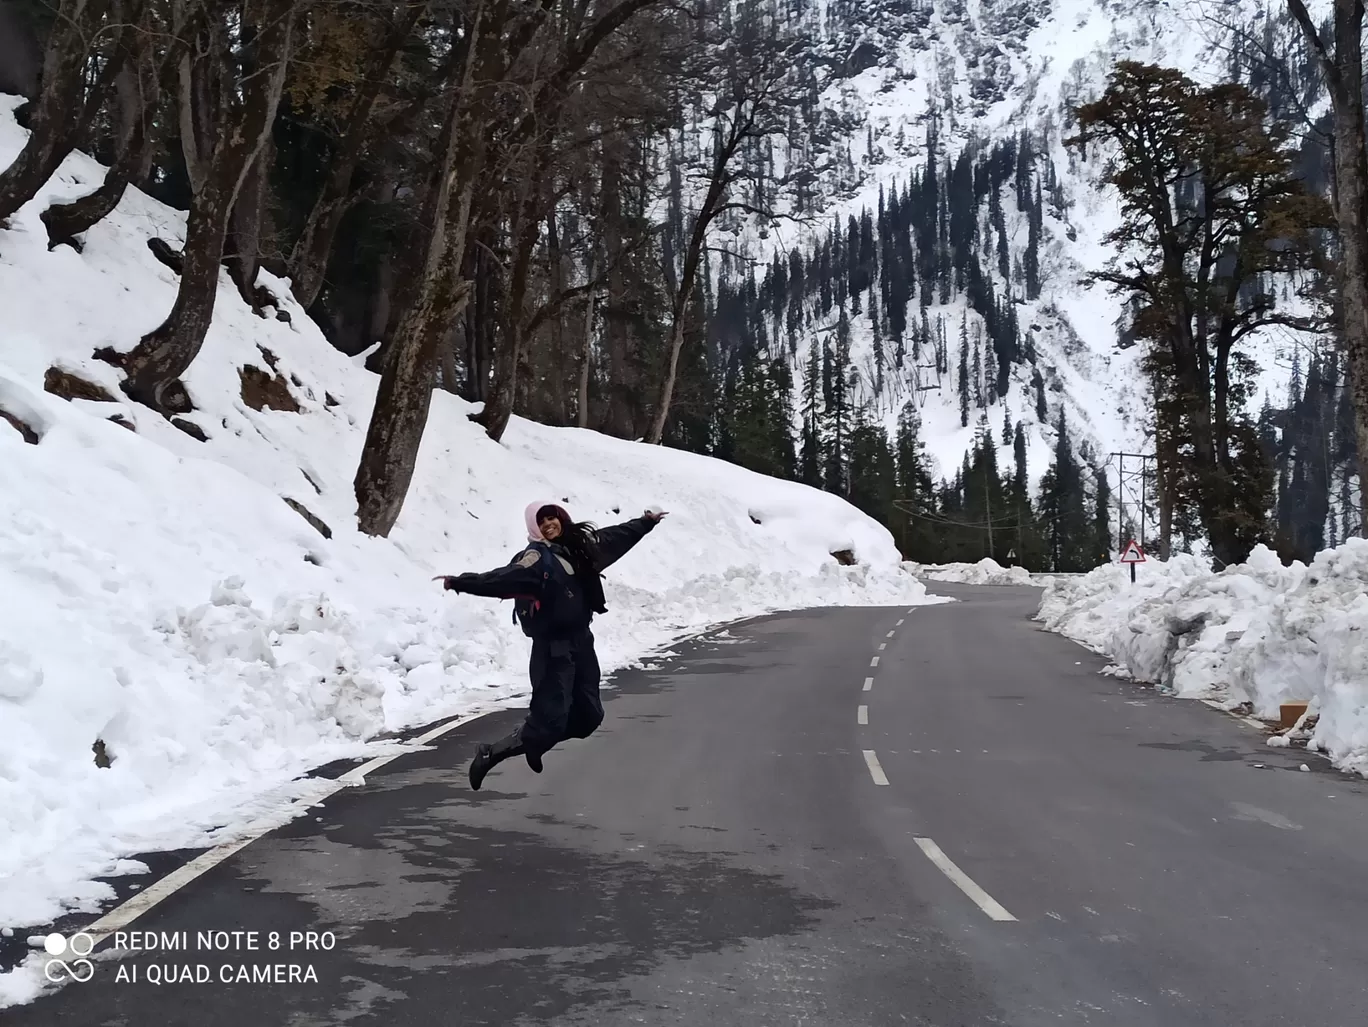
[{"x1": 1119, "y1": 539, "x2": 1145, "y2": 583}]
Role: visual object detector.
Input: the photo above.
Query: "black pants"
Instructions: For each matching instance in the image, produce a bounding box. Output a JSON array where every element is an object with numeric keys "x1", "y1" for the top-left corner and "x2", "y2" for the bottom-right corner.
[{"x1": 519, "y1": 630, "x2": 604, "y2": 757}]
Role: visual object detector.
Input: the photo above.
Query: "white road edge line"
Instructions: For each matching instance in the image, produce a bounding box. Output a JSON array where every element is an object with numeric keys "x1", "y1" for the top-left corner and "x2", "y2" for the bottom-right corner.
[
  {"x1": 862, "y1": 749, "x2": 889, "y2": 785},
  {"x1": 863, "y1": 677, "x2": 874, "y2": 691},
  {"x1": 1201, "y1": 698, "x2": 1278, "y2": 733},
  {"x1": 914, "y1": 838, "x2": 1017, "y2": 922},
  {"x1": 71, "y1": 708, "x2": 499, "y2": 949},
  {"x1": 858, "y1": 705, "x2": 868, "y2": 725},
  {"x1": 870, "y1": 656, "x2": 880, "y2": 667}
]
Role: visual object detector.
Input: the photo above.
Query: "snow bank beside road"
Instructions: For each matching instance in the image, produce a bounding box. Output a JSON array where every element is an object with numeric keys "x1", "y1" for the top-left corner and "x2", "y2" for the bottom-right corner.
[
  {"x1": 907, "y1": 557, "x2": 1034, "y2": 586},
  {"x1": 1036, "y1": 542, "x2": 1368, "y2": 776},
  {"x1": 0, "y1": 93, "x2": 939, "y2": 1005}
]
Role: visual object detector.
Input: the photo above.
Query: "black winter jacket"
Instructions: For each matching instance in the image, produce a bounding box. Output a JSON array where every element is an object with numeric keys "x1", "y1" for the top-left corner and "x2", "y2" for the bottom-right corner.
[{"x1": 450, "y1": 516, "x2": 657, "y2": 636}]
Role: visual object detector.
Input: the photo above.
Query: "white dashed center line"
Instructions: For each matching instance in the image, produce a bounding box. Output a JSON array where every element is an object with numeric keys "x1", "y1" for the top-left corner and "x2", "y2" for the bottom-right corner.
[
  {"x1": 878, "y1": 643, "x2": 887, "y2": 650},
  {"x1": 896, "y1": 619, "x2": 905, "y2": 626},
  {"x1": 914, "y1": 838, "x2": 1017, "y2": 922},
  {"x1": 870, "y1": 656, "x2": 880, "y2": 667},
  {"x1": 863, "y1": 677, "x2": 873, "y2": 691},
  {"x1": 857, "y1": 705, "x2": 868, "y2": 725},
  {"x1": 862, "y1": 750, "x2": 889, "y2": 785},
  {"x1": 886, "y1": 630, "x2": 896, "y2": 638}
]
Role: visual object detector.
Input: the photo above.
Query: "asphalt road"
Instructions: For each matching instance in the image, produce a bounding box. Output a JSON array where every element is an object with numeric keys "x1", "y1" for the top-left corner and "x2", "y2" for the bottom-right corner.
[{"x1": 11, "y1": 583, "x2": 1368, "y2": 1025}]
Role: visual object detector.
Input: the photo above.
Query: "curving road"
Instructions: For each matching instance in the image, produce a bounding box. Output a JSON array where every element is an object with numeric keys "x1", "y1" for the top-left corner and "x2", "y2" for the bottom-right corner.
[{"x1": 10, "y1": 583, "x2": 1368, "y2": 1025}]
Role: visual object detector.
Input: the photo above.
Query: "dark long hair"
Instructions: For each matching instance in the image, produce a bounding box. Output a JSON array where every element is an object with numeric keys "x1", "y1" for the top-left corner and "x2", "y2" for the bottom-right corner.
[
  {"x1": 537, "y1": 505, "x2": 598, "y2": 574},
  {"x1": 537, "y1": 505, "x2": 607, "y2": 613}
]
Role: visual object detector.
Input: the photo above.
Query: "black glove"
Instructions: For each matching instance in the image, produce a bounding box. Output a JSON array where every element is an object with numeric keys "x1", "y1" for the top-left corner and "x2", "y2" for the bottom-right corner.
[{"x1": 436, "y1": 574, "x2": 473, "y2": 592}]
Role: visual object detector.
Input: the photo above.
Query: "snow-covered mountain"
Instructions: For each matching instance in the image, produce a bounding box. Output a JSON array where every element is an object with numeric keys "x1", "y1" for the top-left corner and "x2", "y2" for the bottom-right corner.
[{"x1": 723, "y1": 0, "x2": 1311, "y2": 493}]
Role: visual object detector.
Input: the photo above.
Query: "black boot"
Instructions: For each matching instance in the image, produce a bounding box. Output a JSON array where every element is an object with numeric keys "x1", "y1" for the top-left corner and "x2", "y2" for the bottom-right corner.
[
  {"x1": 526, "y1": 750, "x2": 543, "y2": 774},
  {"x1": 469, "y1": 729, "x2": 526, "y2": 790}
]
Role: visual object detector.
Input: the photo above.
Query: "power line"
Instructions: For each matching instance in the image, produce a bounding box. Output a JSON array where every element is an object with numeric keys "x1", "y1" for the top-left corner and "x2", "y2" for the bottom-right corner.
[{"x1": 891, "y1": 501, "x2": 1088, "y2": 531}]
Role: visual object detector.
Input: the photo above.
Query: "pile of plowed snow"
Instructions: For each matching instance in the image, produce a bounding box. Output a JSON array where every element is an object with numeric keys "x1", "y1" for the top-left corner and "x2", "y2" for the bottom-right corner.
[
  {"x1": 0, "y1": 92, "x2": 939, "y2": 1001},
  {"x1": 907, "y1": 558, "x2": 1034, "y2": 586},
  {"x1": 1037, "y1": 542, "x2": 1368, "y2": 775}
]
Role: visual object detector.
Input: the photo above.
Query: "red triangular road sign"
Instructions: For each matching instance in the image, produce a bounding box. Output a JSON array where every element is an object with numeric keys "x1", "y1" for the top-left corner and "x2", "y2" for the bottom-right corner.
[{"x1": 1119, "y1": 539, "x2": 1146, "y2": 563}]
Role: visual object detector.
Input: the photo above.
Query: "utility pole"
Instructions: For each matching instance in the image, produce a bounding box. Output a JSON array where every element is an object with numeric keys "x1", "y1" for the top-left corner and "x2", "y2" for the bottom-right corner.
[
  {"x1": 975, "y1": 420, "x2": 994, "y2": 559},
  {"x1": 1139, "y1": 456, "x2": 1147, "y2": 549},
  {"x1": 1109, "y1": 450, "x2": 1155, "y2": 555},
  {"x1": 984, "y1": 457, "x2": 994, "y2": 558}
]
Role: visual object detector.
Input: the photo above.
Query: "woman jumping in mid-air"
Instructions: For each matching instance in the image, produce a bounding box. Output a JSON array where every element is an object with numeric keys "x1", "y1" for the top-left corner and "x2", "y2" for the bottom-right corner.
[{"x1": 439, "y1": 502, "x2": 667, "y2": 790}]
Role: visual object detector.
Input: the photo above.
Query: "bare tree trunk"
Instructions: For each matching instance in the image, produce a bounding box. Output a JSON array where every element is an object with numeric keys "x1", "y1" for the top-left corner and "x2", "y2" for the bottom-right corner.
[
  {"x1": 545, "y1": 206, "x2": 567, "y2": 422},
  {"x1": 41, "y1": 29, "x2": 165, "y2": 249},
  {"x1": 476, "y1": 166, "x2": 549, "y2": 442},
  {"x1": 648, "y1": 315, "x2": 689, "y2": 445},
  {"x1": 597, "y1": 142, "x2": 636, "y2": 437},
  {"x1": 1156, "y1": 435, "x2": 1173, "y2": 560},
  {"x1": 647, "y1": 205, "x2": 715, "y2": 444},
  {"x1": 104, "y1": 0, "x2": 296, "y2": 412},
  {"x1": 464, "y1": 224, "x2": 497, "y2": 401},
  {"x1": 354, "y1": 5, "x2": 486, "y2": 538},
  {"x1": 1329, "y1": 70, "x2": 1368, "y2": 537},
  {"x1": 226, "y1": 135, "x2": 270, "y2": 308},
  {"x1": 439, "y1": 324, "x2": 460, "y2": 394},
  {"x1": 1288, "y1": 0, "x2": 1368, "y2": 536},
  {"x1": 576, "y1": 252, "x2": 596, "y2": 428},
  {"x1": 0, "y1": 0, "x2": 114, "y2": 223}
]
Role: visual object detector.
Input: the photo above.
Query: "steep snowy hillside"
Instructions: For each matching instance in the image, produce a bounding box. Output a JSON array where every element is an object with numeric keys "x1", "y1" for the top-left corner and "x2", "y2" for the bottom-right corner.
[
  {"x1": 722, "y1": 0, "x2": 1313, "y2": 497},
  {"x1": 0, "y1": 94, "x2": 937, "y2": 1003}
]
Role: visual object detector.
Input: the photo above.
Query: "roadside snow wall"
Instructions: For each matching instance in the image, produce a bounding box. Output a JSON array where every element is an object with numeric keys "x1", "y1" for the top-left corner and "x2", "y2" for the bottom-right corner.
[{"x1": 1036, "y1": 542, "x2": 1368, "y2": 775}]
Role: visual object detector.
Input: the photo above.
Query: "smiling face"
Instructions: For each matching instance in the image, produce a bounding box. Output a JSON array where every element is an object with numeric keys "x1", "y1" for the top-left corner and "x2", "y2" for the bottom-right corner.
[{"x1": 539, "y1": 515, "x2": 563, "y2": 541}]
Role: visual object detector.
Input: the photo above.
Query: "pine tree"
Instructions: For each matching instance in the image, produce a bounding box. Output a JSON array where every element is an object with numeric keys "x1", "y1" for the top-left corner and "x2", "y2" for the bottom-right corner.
[
  {"x1": 1072, "y1": 61, "x2": 1328, "y2": 566},
  {"x1": 1032, "y1": 367, "x2": 1047, "y2": 421},
  {"x1": 936, "y1": 315, "x2": 947, "y2": 378},
  {"x1": 893, "y1": 402, "x2": 935, "y2": 559},
  {"x1": 1094, "y1": 467, "x2": 1112, "y2": 564},
  {"x1": 848, "y1": 412, "x2": 897, "y2": 524},
  {"x1": 1025, "y1": 179, "x2": 1043, "y2": 300},
  {"x1": 799, "y1": 340, "x2": 823, "y2": 487},
  {"x1": 1013, "y1": 422, "x2": 1029, "y2": 498},
  {"x1": 971, "y1": 331, "x2": 983, "y2": 409},
  {"x1": 770, "y1": 356, "x2": 798, "y2": 479},
  {"x1": 961, "y1": 418, "x2": 1009, "y2": 561},
  {"x1": 984, "y1": 331, "x2": 999, "y2": 402},
  {"x1": 958, "y1": 322, "x2": 971, "y2": 428},
  {"x1": 823, "y1": 309, "x2": 856, "y2": 495},
  {"x1": 1038, "y1": 411, "x2": 1093, "y2": 571},
  {"x1": 1007, "y1": 420, "x2": 1044, "y2": 568}
]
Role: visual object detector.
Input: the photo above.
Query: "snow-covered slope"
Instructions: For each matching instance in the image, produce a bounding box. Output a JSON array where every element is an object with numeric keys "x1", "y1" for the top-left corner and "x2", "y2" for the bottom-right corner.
[
  {"x1": 1037, "y1": 541, "x2": 1368, "y2": 776},
  {"x1": 0, "y1": 93, "x2": 938, "y2": 1001}
]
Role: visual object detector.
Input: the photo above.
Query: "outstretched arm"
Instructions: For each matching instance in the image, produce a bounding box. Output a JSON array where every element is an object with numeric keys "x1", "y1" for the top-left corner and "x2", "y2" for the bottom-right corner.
[
  {"x1": 593, "y1": 510, "x2": 668, "y2": 571},
  {"x1": 437, "y1": 549, "x2": 546, "y2": 598}
]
